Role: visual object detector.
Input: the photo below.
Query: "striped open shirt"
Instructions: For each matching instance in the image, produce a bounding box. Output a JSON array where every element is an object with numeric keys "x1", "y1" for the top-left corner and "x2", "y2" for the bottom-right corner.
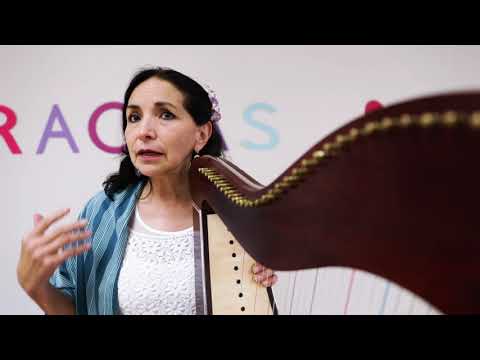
[{"x1": 49, "y1": 180, "x2": 146, "y2": 315}]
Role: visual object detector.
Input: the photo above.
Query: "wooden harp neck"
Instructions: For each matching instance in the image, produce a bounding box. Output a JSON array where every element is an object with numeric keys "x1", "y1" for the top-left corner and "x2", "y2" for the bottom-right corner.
[{"x1": 190, "y1": 91, "x2": 480, "y2": 314}]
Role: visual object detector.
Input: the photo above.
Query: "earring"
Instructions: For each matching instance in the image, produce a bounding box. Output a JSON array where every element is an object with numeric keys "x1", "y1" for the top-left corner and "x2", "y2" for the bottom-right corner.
[{"x1": 135, "y1": 168, "x2": 142, "y2": 177}]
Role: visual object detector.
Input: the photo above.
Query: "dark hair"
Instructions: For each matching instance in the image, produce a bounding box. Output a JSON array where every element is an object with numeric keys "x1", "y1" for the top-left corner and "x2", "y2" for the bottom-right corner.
[{"x1": 103, "y1": 67, "x2": 226, "y2": 200}]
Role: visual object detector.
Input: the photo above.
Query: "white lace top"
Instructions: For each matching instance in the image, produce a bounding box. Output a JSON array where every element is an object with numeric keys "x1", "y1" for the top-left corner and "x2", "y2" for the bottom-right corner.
[{"x1": 117, "y1": 206, "x2": 196, "y2": 315}]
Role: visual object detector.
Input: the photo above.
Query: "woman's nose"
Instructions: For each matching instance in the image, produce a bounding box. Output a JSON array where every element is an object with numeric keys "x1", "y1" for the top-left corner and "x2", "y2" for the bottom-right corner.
[{"x1": 138, "y1": 117, "x2": 156, "y2": 140}]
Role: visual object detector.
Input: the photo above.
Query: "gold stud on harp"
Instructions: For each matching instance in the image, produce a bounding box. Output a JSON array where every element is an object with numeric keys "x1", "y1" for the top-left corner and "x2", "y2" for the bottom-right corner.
[
  {"x1": 322, "y1": 142, "x2": 333, "y2": 152},
  {"x1": 379, "y1": 117, "x2": 394, "y2": 130},
  {"x1": 274, "y1": 182, "x2": 288, "y2": 190},
  {"x1": 399, "y1": 114, "x2": 413, "y2": 128},
  {"x1": 419, "y1": 113, "x2": 436, "y2": 128},
  {"x1": 312, "y1": 150, "x2": 326, "y2": 160},
  {"x1": 347, "y1": 128, "x2": 359, "y2": 141},
  {"x1": 283, "y1": 175, "x2": 299, "y2": 184},
  {"x1": 215, "y1": 181, "x2": 229, "y2": 186},
  {"x1": 271, "y1": 187, "x2": 283, "y2": 195},
  {"x1": 361, "y1": 121, "x2": 378, "y2": 135},
  {"x1": 302, "y1": 158, "x2": 319, "y2": 167},
  {"x1": 469, "y1": 112, "x2": 480, "y2": 129},
  {"x1": 335, "y1": 134, "x2": 347, "y2": 147},
  {"x1": 209, "y1": 175, "x2": 224, "y2": 181},
  {"x1": 442, "y1": 111, "x2": 458, "y2": 127},
  {"x1": 292, "y1": 167, "x2": 308, "y2": 176},
  {"x1": 199, "y1": 167, "x2": 215, "y2": 174}
]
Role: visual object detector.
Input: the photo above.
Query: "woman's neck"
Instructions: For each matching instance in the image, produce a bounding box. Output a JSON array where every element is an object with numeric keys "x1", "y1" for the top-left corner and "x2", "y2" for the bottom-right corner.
[
  {"x1": 136, "y1": 168, "x2": 194, "y2": 231},
  {"x1": 140, "y1": 169, "x2": 191, "y2": 208}
]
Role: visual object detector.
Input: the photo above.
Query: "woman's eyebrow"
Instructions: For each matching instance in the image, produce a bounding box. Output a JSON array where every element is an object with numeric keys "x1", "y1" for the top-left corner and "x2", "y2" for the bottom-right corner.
[
  {"x1": 126, "y1": 102, "x2": 177, "y2": 110},
  {"x1": 154, "y1": 101, "x2": 177, "y2": 110}
]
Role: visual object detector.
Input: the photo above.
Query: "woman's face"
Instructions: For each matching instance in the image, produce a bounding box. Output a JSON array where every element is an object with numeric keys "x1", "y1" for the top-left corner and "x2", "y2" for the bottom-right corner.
[{"x1": 125, "y1": 77, "x2": 211, "y2": 178}]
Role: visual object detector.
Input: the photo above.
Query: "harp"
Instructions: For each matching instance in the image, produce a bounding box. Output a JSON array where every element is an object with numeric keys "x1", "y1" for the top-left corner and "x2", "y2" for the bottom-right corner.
[{"x1": 189, "y1": 92, "x2": 480, "y2": 315}]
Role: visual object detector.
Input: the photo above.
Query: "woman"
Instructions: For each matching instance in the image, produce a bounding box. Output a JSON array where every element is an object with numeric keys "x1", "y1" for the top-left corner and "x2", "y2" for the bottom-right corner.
[{"x1": 17, "y1": 67, "x2": 278, "y2": 315}]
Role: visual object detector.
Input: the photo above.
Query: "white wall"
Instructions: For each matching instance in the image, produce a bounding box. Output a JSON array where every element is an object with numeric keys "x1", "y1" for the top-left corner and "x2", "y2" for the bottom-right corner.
[{"x1": 2, "y1": 45, "x2": 479, "y2": 314}]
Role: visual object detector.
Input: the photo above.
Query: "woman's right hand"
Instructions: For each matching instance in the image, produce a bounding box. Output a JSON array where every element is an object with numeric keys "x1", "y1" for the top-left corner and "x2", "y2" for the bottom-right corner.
[{"x1": 17, "y1": 208, "x2": 92, "y2": 299}]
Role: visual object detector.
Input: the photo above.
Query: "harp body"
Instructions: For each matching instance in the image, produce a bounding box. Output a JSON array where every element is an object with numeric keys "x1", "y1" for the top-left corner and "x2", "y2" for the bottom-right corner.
[
  {"x1": 190, "y1": 91, "x2": 480, "y2": 315},
  {"x1": 192, "y1": 210, "x2": 276, "y2": 315}
]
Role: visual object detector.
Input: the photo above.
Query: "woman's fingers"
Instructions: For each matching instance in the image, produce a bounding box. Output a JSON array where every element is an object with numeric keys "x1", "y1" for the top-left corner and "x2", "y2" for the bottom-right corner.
[
  {"x1": 39, "y1": 229, "x2": 92, "y2": 257},
  {"x1": 18, "y1": 209, "x2": 91, "y2": 298},
  {"x1": 40, "y1": 219, "x2": 89, "y2": 246},
  {"x1": 253, "y1": 268, "x2": 274, "y2": 282},
  {"x1": 52, "y1": 242, "x2": 92, "y2": 266},
  {"x1": 251, "y1": 263, "x2": 278, "y2": 287},
  {"x1": 261, "y1": 274, "x2": 278, "y2": 287},
  {"x1": 33, "y1": 214, "x2": 44, "y2": 226},
  {"x1": 33, "y1": 208, "x2": 70, "y2": 236},
  {"x1": 251, "y1": 263, "x2": 266, "y2": 274}
]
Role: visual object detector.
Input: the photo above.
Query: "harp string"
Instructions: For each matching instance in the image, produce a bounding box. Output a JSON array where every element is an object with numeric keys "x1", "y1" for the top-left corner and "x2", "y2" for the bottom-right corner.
[
  {"x1": 207, "y1": 216, "x2": 440, "y2": 315},
  {"x1": 343, "y1": 270, "x2": 356, "y2": 315},
  {"x1": 378, "y1": 281, "x2": 391, "y2": 315},
  {"x1": 239, "y1": 242, "x2": 247, "y2": 312},
  {"x1": 238, "y1": 236, "x2": 245, "y2": 309},
  {"x1": 273, "y1": 267, "x2": 442, "y2": 315},
  {"x1": 308, "y1": 269, "x2": 321, "y2": 315},
  {"x1": 289, "y1": 272, "x2": 298, "y2": 315},
  {"x1": 393, "y1": 286, "x2": 402, "y2": 313},
  {"x1": 271, "y1": 290, "x2": 277, "y2": 315}
]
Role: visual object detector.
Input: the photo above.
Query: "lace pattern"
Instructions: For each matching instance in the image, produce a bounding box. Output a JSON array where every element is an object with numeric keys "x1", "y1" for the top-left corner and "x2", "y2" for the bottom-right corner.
[{"x1": 118, "y1": 208, "x2": 196, "y2": 315}]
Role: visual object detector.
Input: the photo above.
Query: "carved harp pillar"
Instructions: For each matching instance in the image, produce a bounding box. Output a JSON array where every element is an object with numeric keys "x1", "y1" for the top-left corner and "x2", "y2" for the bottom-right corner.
[{"x1": 189, "y1": 92, "x2": 480, "y2": 315}]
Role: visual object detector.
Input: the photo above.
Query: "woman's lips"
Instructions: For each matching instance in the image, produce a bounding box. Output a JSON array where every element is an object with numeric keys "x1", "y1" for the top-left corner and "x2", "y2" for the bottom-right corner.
[{"x1": 137, "y1": 151, "x2": 164, "y2": 160}]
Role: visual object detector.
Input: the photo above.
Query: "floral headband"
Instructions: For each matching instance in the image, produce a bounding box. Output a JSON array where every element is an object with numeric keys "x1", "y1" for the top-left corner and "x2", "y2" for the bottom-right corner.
[
  {"x1": 200, "y1": 82, "x2": 222, "y2": 123},
  {"x1": 200, "y1": 82, "x2": 228, "y2": 151}
]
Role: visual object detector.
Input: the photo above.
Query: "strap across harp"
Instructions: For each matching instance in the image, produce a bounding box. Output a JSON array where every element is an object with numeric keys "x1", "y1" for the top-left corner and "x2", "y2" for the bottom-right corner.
[{"x1": 189, "y1": 92, "x2": 480, "y2": 315}]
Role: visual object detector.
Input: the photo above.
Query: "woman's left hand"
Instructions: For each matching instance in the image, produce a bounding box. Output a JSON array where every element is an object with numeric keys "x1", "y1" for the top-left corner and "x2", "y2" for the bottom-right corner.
[{"x1": 251, "y1": 263, "x2": 278, "y2": 287}]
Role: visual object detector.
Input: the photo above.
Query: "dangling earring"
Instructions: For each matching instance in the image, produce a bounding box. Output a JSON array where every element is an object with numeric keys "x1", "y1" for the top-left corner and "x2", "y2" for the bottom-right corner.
[{"x1": 135, "y1": 168, "x2": 142, "y2": 177}]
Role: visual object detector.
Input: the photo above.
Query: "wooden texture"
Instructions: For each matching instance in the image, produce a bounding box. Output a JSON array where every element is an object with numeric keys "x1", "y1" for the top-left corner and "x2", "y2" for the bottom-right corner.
[
  {"x1": 190, "y1": 91, "x2": 480, "y2": 314},
  {"x1": 207, "y1": 214, "x2": 273, "y2": 315}
]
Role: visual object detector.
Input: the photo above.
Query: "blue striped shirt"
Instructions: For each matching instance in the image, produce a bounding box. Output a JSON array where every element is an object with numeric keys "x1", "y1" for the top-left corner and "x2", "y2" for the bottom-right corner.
[{"x1": 49, "y1": 180, "x2": 146, "y2": 315}]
